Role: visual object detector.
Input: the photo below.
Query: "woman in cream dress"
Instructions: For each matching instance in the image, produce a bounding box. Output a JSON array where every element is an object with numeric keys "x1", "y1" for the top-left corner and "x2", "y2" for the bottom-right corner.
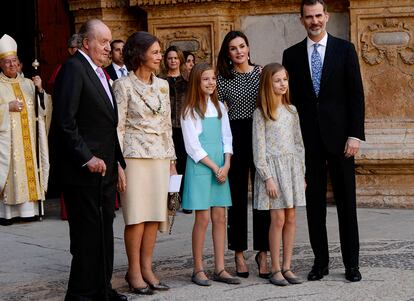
[{"x1": 113, "y1": 31, "x2": 176, "y2": 295}]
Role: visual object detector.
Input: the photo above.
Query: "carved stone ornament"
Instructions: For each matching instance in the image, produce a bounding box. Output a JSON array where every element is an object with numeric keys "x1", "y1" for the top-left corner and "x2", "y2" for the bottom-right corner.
[
  {"x1": 361, "y1": 18, "x2": 414, "y2": 66},
  {"x1": 156, "y1": 28, "x2": 212, "y2": 64}
]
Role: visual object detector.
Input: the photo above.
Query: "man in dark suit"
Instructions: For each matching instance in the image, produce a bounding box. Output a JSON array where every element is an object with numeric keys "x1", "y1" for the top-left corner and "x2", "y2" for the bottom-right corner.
[
  {"x1": 50, "y1": 19, "x2": 127, "y2": 300},
  {"x1": 105, "y1": 39, "x2": 127, "y2": 82},
  {"x1": 282, "y1": 0, "x2": 365, "y2": 282}
]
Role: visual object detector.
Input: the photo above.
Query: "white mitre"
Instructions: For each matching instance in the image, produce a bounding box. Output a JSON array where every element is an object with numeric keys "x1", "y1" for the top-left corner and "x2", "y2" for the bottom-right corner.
[{"x1": 0, "y1": 34, "x2": 17, "y2": 60}]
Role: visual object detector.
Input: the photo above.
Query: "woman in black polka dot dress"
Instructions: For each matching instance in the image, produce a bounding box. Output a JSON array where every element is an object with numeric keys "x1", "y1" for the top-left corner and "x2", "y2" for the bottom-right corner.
[{"x1": 217, "y1": 31, "x2": 270, "y2": 279}]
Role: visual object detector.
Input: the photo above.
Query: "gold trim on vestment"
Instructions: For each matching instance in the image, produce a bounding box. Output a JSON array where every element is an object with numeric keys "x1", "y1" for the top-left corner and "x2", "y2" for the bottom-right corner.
[
  {"x1": 0, "y1": 51, "x2": 17, "y2": 60},
  {"x1": 11, "y1": 82, "x2": 38, "y2": 201}
]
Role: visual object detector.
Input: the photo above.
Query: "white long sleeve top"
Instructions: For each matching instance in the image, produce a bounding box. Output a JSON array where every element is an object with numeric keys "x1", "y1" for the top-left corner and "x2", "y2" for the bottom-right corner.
[{"x1": 180, "y1": 98, "x2": 233, "y2": 163}]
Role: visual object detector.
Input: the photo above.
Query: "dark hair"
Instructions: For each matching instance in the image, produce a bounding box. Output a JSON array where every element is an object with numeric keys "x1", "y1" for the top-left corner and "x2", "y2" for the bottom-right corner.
[
  {"x1": 217, "y1": 30, "x2": 254, "y2": 79},
  {"x1": 183, "y1": 51, "x2": 195, "y2": 63},
  {"x1": 67, "y1": 33, "x2": 80, "y2": 48},
  {"x1": 163, "y1": 45, "x2": 185, "y2": 75},
  {"x1": 300, "y1": 0, "x2": 327, "y2": 16},
  {"x1": 123, "y1": 31, "x2": 159, "y2": 71},
  {"x1": 110, "y1": 39, "x2": 124, "y2": 51}
]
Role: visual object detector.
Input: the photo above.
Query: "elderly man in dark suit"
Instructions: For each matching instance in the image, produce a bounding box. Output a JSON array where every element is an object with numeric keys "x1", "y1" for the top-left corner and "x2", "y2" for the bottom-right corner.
[
  {"x1": 282, "y1": 0, "x2": 365, "y2": 282},
  {"x1": 50, "y1": 19, "x2": 127, "y2": 300}
]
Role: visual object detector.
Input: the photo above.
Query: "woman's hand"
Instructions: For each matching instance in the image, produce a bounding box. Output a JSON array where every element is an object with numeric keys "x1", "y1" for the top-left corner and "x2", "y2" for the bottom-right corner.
[
  {"x1": 117, "y1": 164, "x2": 126, "y2": 192},
  {"x1": 170, "y1": 161, "x2": 178, "y2": 175},
  {"x1": 265, "y1": 178, "x2": 278, "y2": 199}
]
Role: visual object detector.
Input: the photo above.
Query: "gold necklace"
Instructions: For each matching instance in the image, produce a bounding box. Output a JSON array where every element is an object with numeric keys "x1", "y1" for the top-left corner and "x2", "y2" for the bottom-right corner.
[{"x1": 134, "y1": 85, "x2": 162, "y2": 115}]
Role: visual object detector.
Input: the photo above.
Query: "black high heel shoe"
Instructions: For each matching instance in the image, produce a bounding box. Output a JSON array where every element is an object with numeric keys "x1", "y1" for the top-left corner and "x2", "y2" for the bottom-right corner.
[
  {"x1": 255, "y1": 252, "x2": 271, "y2": 279},
  {"x1": 124, "y1": 272, "x2": 154, "y2": 295},
  {"x1": 235, "y1": 255, "x2": 249, "y2": 278}
]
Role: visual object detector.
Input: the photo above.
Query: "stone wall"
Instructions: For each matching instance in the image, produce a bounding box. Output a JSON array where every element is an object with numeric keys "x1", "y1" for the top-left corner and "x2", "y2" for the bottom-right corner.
[
  {"x1": 66, "y1": 0, "x2": 414, "y2": 208},
  {"x1": 350, "y1": 0, "x2": 414, "y2": 208}
]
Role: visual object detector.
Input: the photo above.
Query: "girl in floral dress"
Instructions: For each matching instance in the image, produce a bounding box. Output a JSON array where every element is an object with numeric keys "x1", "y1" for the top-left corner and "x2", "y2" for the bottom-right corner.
[{"x1": 252, "y1": 63, "x2": 306, "y2": 286}]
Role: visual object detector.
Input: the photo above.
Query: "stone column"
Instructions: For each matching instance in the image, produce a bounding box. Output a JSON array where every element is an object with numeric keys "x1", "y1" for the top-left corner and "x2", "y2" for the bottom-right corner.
[{"x1": 350, "y1": 0, "x2": 414, "y2": 207}]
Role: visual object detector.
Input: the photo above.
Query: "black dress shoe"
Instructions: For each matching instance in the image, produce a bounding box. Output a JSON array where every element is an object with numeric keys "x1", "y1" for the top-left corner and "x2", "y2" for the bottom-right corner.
[
  {"x1": 307, "y1": 266, "x2": 329, "y2": 281},
  {"x1": 108, "y1": 289, "x2": 128, "y2": 301},
  {"x1": 0, "y1": 218, "x2": 13, "y2": 226},
  {"x1": 345, "y1": 267, "x2": 362, "y2": 282},
  {"x1": 255, "y1": 252, "x2": 271, "y2": 279}
]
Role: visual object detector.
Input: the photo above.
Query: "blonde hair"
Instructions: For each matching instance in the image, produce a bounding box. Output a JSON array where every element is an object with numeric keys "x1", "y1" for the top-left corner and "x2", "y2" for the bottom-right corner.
[
  {"x1": 182, "y1": 62, "x2": 222, "y2": 120},
  {"x1": 257, "y1": 63, "x2": 293, "y2": 121}
]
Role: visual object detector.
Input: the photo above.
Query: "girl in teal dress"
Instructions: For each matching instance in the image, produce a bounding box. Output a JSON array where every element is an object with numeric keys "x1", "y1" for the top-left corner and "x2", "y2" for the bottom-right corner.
[{"x1": 181, "y1": 63, "x2": 240, "y2": 286}]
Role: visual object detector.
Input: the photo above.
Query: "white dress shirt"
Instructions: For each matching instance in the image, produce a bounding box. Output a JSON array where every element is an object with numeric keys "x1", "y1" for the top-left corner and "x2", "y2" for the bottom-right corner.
[
  {"x1": 181, "y1": 98, "x2": 233, "y2": 163},
  {"x1": 306, "y1": 32, "x2": 328, "y2": 78},
  {"x1": 306, "y1": 33, "x2": 360, "y2": 142},
  {"x1": 78, "y1": 49, "x2": 113, "y2": 106},
  {"x1": 113, "y1": 63, "x2": 128, "y2": 79}
]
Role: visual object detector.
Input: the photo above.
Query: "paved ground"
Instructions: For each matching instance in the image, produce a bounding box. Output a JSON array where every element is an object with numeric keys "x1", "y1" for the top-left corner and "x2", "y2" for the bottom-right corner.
[{"x1": 0, "y1": 200, "x2": 413, "y2": 301}]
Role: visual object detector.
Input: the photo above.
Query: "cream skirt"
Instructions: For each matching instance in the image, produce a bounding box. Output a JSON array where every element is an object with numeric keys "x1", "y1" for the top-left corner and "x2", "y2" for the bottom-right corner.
[{"x1": 121, "y1": 158, "x2": 169, "y2": 231}]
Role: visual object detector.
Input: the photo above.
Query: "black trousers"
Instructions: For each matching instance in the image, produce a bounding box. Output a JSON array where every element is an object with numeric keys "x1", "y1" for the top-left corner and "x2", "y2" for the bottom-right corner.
[
  {"x1": 63, "y1": 174, "x2": 117, "y2": 300},
  {"x1": 305, "y1": 135, "x2": 360, "y2": 269},
  {"x1": 227, "y1": 119, "x2": 270, "y2": 252},
  {"x1": 173, "y1": 127, "x2": 187, "y2": 197}
]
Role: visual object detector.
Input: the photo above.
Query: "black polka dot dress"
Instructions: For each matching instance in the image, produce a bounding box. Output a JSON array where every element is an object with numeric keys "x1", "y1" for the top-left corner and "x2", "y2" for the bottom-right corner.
[
  {"x1": 217, "y1": 65, "x2": 270, "y2": 252},
  {"x1": 217, "y1": 65, "x2": 261, "y2": 121}
]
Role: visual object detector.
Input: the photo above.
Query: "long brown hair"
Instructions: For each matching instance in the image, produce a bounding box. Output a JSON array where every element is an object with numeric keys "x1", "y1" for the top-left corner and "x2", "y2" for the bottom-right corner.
[
  {"x1": 182, "y1": 62, "x2": 222, "y2": 120},
  {"x1": 257, "y1": 63, "x2": 293, "y2": 121}
]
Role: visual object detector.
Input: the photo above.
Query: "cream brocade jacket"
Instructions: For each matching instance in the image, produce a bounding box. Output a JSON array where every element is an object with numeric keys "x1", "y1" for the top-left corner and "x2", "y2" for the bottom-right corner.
[
  {"x1": 0, "y1": 73, "x2": 52, "y2": 205},
  {"x1": 112, "y1": 72, "x2": 176, "y2": 159}
]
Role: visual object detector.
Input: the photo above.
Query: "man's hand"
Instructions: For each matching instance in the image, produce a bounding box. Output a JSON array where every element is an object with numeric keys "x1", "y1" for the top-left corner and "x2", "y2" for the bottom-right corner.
[
  {"x1": 265, "y1": 178, "x2": 278, "y2": 199},
  {"x1": 32, "y1": 75, "x2": 44, "y2": 92},
  {"x1": 86, "y1": 156, "x2": 107, "y2": 176},
  {"x1": 344, "y1": 138, "x2": 360, "y2": 158},
  {"x1": 9, "y1": 99, "x2": 24, "y2": 112}
]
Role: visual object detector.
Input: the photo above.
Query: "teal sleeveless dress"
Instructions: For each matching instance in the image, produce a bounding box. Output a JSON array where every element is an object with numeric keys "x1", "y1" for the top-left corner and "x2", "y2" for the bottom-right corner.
[{"x1": 182, "y1": 117, "x2": 232, "y2": 210}]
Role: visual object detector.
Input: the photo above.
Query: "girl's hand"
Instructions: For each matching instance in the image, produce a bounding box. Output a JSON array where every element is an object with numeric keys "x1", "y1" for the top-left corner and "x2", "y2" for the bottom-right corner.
[
  {"x1": 117, "y1": 164, "x2": 126, "y2": 192},
  {"x1": 216, "y1": 164, "x2": 230, "y2": 183},
  {"x1": 265, "y1": 178, "x2": 278, "y2": 199}
]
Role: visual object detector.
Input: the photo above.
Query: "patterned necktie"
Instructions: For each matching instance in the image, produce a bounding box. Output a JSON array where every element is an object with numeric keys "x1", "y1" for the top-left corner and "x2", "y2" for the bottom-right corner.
[
  {"x1": 119, "y1": 67, "x2": 127, "y2": 77},
  {"x1": 311, "y1": 43, "x2": 322, "y2": 97},
  {"x1": 96, "y1": 67, "x2": 114, "y2": 107}
]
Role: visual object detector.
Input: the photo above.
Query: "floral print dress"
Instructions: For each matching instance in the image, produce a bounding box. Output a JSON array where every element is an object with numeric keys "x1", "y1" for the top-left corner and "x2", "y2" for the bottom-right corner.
[{"x1": 252, "y1": 105, "x2": 306, "y2": 210}]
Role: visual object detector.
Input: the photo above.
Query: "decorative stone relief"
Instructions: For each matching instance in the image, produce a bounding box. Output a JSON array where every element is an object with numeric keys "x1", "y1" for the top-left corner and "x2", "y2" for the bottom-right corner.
[
  {"x1": 357, "y1": 16, "x2": 414, "y2": 120},
  {"x1": 155, "y1": 26, "x2": 213, "y2": 64},
  {"x1": 361, "y1": 18, "x2": 414, "y2": 66}
]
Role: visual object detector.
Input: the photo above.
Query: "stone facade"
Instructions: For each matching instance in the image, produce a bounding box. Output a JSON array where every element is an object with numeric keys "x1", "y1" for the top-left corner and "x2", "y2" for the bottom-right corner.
[
  {"x1": 350, "y1": 0, "x2": 414, "y2": 208},
  {"x1": 66, "y1": 0, "x2": 414, "y2": 208}
]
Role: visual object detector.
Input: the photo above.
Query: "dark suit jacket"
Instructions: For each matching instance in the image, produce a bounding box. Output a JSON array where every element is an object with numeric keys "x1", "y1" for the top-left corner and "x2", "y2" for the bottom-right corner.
[
  {"x1": 50, "y1": 51, "x2": 125, "y2": 187},
  {"x1": 104, "y1": 63, "x2": 119, "y2": 81},
  {"x1": 282, "y1": 34, "x2": 365, "y2": 155}
]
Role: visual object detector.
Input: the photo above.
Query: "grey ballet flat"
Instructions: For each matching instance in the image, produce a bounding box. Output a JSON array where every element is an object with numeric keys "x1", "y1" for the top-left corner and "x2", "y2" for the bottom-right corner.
[
  {"x1": 282, "y1": 269, "x2": 303, "y2": 284},
  {"x1": 269, "y1": 270, "x2": 289, "y2": 286},
  {"x1": 191, "y1": 270, "x2": 212, "y2": 286},
  {"x1": 212, "y1": 269, "x2": 241, "y2": 285}
]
